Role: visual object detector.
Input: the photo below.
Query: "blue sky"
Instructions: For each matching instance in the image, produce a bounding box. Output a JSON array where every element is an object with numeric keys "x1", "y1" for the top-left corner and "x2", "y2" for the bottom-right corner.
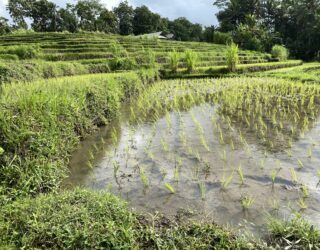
[{"x1": 0, "y1": 0, "x2": 218, "y2": 26}]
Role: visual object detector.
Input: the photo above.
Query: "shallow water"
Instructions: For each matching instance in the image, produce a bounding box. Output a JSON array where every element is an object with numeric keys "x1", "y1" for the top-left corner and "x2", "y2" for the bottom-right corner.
[{"x1": 66, "y1": 101, "x2": 320, "y2": 236}]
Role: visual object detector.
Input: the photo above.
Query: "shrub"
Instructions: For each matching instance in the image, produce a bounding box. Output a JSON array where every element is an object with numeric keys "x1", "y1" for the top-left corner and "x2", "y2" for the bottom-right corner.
[
  {"x1": 0, "y1": 45, "x2": 41, "y2": 59},
  {"x1": 271, "y1": 45, "x2": 289, "y2": 61},
  {"x1": 184, "y1": 49, "x2": 197, "y2": 73},
  {"x1": 213, "y1": 32, "x2": 233, "y2": 45},
  {"x1": 110, "y1": 41, "x2": 126, "y2": 58},
  {"x1": 226, "y1": 42, "x2": 239, "y2": 72},
  {"x1": 169, "y1": 50, "x2": 180, "y2": 73},
  {"x1": 109, "y1": 57, "x2": 137, "y2": 71}
]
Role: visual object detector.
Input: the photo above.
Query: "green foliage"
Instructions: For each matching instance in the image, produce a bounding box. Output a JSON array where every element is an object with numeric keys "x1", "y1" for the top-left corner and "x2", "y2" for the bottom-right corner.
[
  {"x1": 169, "y1": 49, "x2": 180, "y2": 73},
  {"x1": 184, "y1": 49, "x2": 197, "y2": 73},
  {"x1": 213, "y1": 31, "x2": 232, "y2": 45},
  {"x1": 0, "y1": 189, "x2": 135, "y2": 249},
  {"x1": 268, "y1": 214, "x2": 320, "y2": 249},
  {"x1": 226, "y1": 42, "x2": 239, "y2": 72},
  {"x1": 109, "y1": 57, "x2": 137, "y2": 71},
  {"x1": 0, "y1": 45, "x2": 40, "y2": 59},
  {"x1": 271, "y1": 45, "x2": 289, "y2": 61}
]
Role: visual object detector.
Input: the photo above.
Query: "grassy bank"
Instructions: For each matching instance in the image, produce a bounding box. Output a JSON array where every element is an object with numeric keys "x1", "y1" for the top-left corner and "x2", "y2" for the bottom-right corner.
[
  {"x1": 0, "y1": 69, "x2": 158, "y2": 199},
  {"x1": 161, "y1": 60, "x2": 303, "y2": 79}
]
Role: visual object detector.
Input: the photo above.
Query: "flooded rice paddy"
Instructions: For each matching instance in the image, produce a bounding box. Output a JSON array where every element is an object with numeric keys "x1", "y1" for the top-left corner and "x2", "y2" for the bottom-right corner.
[{"x1": 66, "y1": 78, "x2": 320, "y2": 235}]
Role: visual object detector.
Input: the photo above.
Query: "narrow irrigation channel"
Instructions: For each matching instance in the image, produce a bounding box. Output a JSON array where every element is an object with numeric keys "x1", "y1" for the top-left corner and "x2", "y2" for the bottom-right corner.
[{"x1": 66, "y1": 77, "x2": 320, "y2": 236}]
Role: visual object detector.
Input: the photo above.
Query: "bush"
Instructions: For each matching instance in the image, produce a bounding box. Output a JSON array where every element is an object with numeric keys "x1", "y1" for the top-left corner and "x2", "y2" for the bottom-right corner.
[
  {"x1": 0, "y1": 45, "x2": 41, "y2": 59},
  {"x1": 109, "y1": 57, "x2": 137, "y2": 71},
  {"x1": 271, "y1": 45, "x2": 289, "y2": 61},
  {"x1": 213, "y1": 32, "x2": 233, "y2": 45},
  {"x1": 184, "y1": 49, "x2": 198, "y2": 73},
  {"x1": 169, "y1": 50, "x2": 180, "y2": 73},
  {"x1": 0, "y1": 189, "x2": 136, "y2": 249},
  {"x1": 226, "y1": 42, "x2": 239, "y2": 72}
]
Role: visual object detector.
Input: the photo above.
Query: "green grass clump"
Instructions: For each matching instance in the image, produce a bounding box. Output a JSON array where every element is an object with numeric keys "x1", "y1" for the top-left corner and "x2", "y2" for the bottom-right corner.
[
  {"x1": 271, "y1": 45, "x2": 289, "y2": 61},
  {"x1": 169, "y1": 50, "x2": 180, "y2": 73},
  {"x1": 226, "y1": 42, "x2": 239, "y2": 72},
  {"x1": 0, "y1": 45, "x2": 41, "y2": 59},
  {"x1": 0, "y1": 189, "x2": 135, "y2": 249},
  {"x1": 268, "y1": 214, "x2": 320, "y2": 249},
  {"x1": 184, "y1": 49, "x2": 198, "y2": 73}
]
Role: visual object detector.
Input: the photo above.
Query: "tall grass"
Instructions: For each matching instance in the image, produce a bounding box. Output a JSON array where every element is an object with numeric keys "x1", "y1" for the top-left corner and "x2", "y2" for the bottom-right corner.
[
  {"x1": 184, "y1": 49, "x2": 198, "y2": 73},
  {"x1": 226, "y1": 42, "x2": 239, "y2": 72},
  {"x1": 169, "y1": 50, "x2": 180, "y2": 73},
  {"x1": 0, "y1": 69, "x2": 158, "y2": 198},
  {"x1": 271, "y1": 45, "x2": 289, "y2": 61}
]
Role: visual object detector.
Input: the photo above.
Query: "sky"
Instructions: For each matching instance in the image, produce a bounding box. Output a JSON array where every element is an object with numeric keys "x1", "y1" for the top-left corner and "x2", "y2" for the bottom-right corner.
[{"x1": 0, "y1": 0, "x2": 218, "y2": 27}]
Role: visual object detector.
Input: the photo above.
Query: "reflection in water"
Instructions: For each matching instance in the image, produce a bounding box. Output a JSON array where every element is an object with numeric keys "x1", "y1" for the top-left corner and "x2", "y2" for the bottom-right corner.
[{"x1": 66, "y1": 78, "x2": 320, "y2": 236}]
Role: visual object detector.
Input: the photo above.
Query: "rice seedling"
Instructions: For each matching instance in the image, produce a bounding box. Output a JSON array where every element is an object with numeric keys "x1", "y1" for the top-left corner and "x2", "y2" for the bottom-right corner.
[
  {"x1": 270, "y1": 169, "x2": 280, "y2": 185},
  {"x1": 164, "y1": 182, "x2": 175, "y2": 194},
  {"x1": 297, "y1": 198, "x2": 308, "y2": 210},
  {"x1": 200, "y1": 134, "x2": 210, "y2": 152},
  {"x1": 298, "y1": 159, "x2": 304, "y2": 169},
  {"x1": 290, "y1": 167, "x2": 298, "y2": 184},
  {"x1": 160, "y1": 138, "x2": 169, "y2": 153},
  {"x1": 113, "y1": 160, "x2": 120, "y2": 178},
  {"x1": 237, "y1": 165, "x2": 245, "y2": 185},
  {"x1": 301, "y1": 185, "x2": 310, "y2": 198},
  {"x1": 269, "y1": 198, "x2": 280, "y2": 210},
  {"x1": 199, "y1": 182, "x2": 206, "y2": 200},
  {"x1": 241, "y1": 195, "x2": 255, "y2": 209},
  {"x1": 139, "y1": 166, "x2": 149, "y2": 189},
  {"x1": 221, "y1": 172, "x2": 234, "y2": 190}
]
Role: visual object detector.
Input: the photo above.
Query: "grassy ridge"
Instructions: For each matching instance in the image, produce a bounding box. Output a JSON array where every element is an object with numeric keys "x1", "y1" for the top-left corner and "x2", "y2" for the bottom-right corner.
[
  {"x1": 250, "y1": 62, "x2": 320, "y2": 83},
  {"x1": 0, "y1": 69, "x2": 158, "y2": 198}
]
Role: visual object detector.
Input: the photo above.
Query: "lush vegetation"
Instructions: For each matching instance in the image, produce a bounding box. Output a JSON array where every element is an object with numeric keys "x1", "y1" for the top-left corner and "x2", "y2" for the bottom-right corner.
[
  {"x1": 214, "y1": 0, "x2": 320, "y2": 60},
  {"x1": 0, "y1": 22, "x2": 319, "y2": 248},
  {"x1": 0, "y1": 32, "x2": 276, "y2": 83}
]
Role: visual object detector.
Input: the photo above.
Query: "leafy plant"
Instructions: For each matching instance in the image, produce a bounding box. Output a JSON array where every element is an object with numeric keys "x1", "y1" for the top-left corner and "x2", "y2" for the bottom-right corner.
[
  {"x1": 184, "y1": 49, "x2": 197, "y2": 73},
  {"x1": 226, "y1": 42, "x2": 239, "y2": 72},
  {"x1": 164, "y1": 183, "x2": 175, "y2": 194},
  {"x1": 169, "y1": 50, "x2": 180, "y2": 73},
  {"x1": 271, "y1": 45, "x2": 289, "y2": 61}
]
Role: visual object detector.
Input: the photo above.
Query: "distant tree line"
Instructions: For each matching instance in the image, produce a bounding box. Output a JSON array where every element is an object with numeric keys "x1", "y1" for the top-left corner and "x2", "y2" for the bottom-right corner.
[
  {"x1": 0, "y1": 0, "x2": 215, "y2": 42},
  {"x1": 213, "y1": 0, "x2": 320, "y2": 60}
]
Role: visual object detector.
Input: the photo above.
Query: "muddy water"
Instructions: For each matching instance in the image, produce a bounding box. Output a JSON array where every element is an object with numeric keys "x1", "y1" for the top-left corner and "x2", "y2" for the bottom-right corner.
[{"x1": 66, "y1": 103, "x2": 320, "y2": 236}]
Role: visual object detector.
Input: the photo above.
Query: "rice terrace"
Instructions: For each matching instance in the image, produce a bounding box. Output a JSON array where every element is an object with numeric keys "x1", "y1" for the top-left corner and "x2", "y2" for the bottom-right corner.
[{"x1": 1, "y1": 0, "x2": 320, "y2": 249}]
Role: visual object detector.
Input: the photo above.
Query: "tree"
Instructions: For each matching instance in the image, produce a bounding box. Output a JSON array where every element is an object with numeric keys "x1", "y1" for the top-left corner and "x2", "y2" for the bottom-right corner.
[
  {"x1": 7, "y1": 0, "x2": 33, "y2": 29},
  {"x1": 97, "y1": 9, "x2": 118, "y2": 33},
  {"x1": 169, "y1": 17, "x2": 203, "y2": 41},
  {"x1": 0, "y1": 17, "x2": 11, "y2": 35},
  {"x1": 233, "y1": 15, "x2": 272, "y2": 51},
  {"x1": 114, "y1": 1, "x2": 134, "y2": 35},
  {"x1": 214, "y1": 0, "x2": 260, "y2": 31},
  {"x1": 133, "y1": 5, "x2": 162, "y2": 35},
  {"x1": 29, "y1": 0, "x2": 59, "y2": 32},
  {"x1": 57, "y1": 4, "x2": 78, "y2": 33},
  {"x1": 74, "y1": 0, "x2": 103, "y2": 31},
  {"x1": 203, "y1": 26, "x2": 215, "y2": 42}
]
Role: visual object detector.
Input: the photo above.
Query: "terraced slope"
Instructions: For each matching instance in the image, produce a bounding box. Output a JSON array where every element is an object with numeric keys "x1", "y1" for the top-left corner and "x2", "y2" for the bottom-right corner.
[{"x1": 0, "y1": 33, "x2": 271, "y2": 68}]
